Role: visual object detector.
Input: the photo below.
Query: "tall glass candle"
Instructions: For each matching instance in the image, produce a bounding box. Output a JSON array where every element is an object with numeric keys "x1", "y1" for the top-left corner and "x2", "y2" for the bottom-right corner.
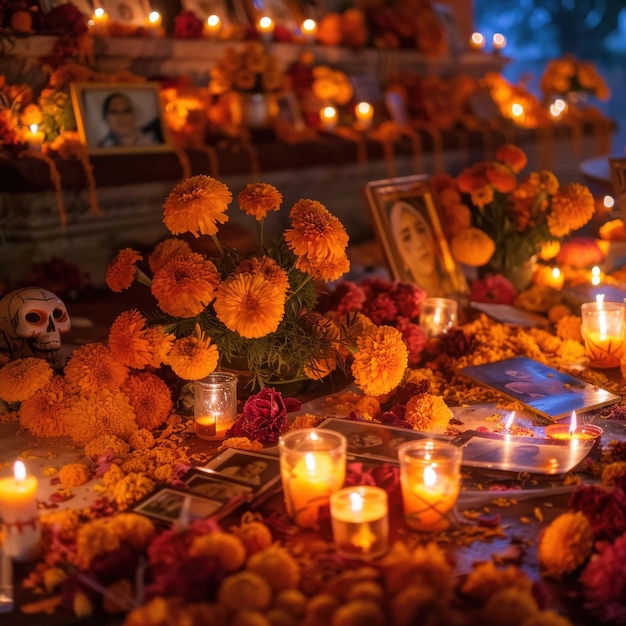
[
  {"x1": 0, "y1": 461, "x2": 41, "y2": 561},
  {"x1": 419, "y1": 297, "x2": 458, "y2": 337},
  {"x1": 330, "y1": 486, "x2": 388, "y2": 559},
  {"x1": 279, "y1": 429, "x2": 346, "y2": 529},
  {"x1": 398, "y1": 440, "x2": 461, "y2": 533},
  {"x1": 580, "y1": 299, "x2": 625, "y2": 368},
  {"x1": 193, "y1": 372, "x2": 238, "y2": 440}
]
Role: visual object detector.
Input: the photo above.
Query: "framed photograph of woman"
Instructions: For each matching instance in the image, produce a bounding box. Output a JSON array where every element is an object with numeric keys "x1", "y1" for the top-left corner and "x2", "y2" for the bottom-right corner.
[
  {"x1": 97, "y1": 0, "x2": 151, "y2": 25},
  {"x1": 70, "y1": 82, "x2": 172, "y2": 155},
  {"x1": 365, "y1": 175, "x2": 468, "y2": 298}
]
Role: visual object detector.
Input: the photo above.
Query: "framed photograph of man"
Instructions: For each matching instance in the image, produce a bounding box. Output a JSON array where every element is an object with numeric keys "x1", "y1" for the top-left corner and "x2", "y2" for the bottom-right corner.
[
  {"x1": 203, "y1": 449, "x2": 281, "y2": 495},
  {"x1": 365, "y1": 175, "x2": 468, "y2": 298},
  {"x1": 183, "y1": 469, "x2": 254, "y2": 504},
  {"x1": 70, "y1": 82, "x2": 172, "y2": 155},
  {"x1": 132, "y1": 486, "x2": 223, "y2": 524}
]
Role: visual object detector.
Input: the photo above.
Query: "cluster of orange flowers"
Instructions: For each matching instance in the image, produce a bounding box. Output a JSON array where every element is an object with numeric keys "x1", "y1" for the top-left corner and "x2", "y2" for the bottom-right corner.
[{"x1": 540, "y1": 54, "x2": 611, "y2": 101}]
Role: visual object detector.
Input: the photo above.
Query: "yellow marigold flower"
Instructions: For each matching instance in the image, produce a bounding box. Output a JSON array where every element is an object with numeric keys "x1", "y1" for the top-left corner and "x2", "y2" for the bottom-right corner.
[
  {"x1": 547, "y1": 183, "x2": 595, "y2": 238},
  {"x1": 112, "y1": 472, "x2": 156, "y2": 510},
  {"x1": 108, "y1": 513, "x2": 156, "y2": 551},
  {"x1": 76, "y1": 519, "x2": 120, "y2": 568},
  {"x1": 230, "y1": 512, "x2": 273, "y2": 555},
  {"x1": 238, "y1": 183, "x2": 283, "y2": 220},
  {"x1": 189, "y1": 532, "x2": 246, "y2": 571},
  {"x1": 84, "y1": 434, "x2": 130, "y2": 460},
  {"x1": 404, "y1": 394, "x2": 452, "y2": 434},
  {"x1": 470, "y1": 185, "x2": 495, "y2": 208},
  {"x1": 247, "y1": 545, "x2": 300, "y2": 591},
  {"x1": 163, "y1": 175, "x2": 232, "y2": 237},
  {"x1": 295, "y1": 252, "x2": 350, "y2": 282},
  {"x1": 547, "y1": 304, "x2": 571, "y2": 324},
  {"x1": 106, "y1": 248, "x2": 143, "y2": 293},
  {"x1": 218, "y1": 571, "x2": 273, "y2": 612},
  {"x1": 0, "y1": 357, "x2": 53, "y2": 403},
  {"x1": 19, "y1": 375, "x2": 70, "y2": 437},
  {"x1": 123, "y1": 372, "x2": 172, "y2": 431},
  {"x1": 555, "y1": 315, "x2": 582, "y2": 342},
  {"x1": 103, "y1": 464, "x2": 125, "y2": 490},
  {"x1": 352, "y1": 326, "x2": 408, "y2": 396},
  {"x1": 129, "y1": 429, "x2": 155, "y2": 450},
  {"x1": 486, "y1": 162, "x2": 517, "y2": 193},
  {"x1": 538, "y1": 511, "x2": 593, "y2": 578},
  {"x1": 166, "y1": 324, "x2": 219, "y2": 380},
  {"x1": 144, "y1": 325, "x2": 175, "y2": 368},
  {"x1": 481, "y1": 587, "x2": 539, "y2": 626},
  {"x1": 152, "y1": 253, "x2": 220, "y2": 318},
  {"x1": 304, "y1": 314, "x2": 342, "y2": 381},
  {"x1": 64, "y1": 343, "x2": 129, "y2": 395},
  {"x1": 59, "y1": 463, "x2": 91, "y2": 488},
  {"x1": 108, "y1": 309, "x2": 154, "y2": 369},
  {"x1": 235, "y1": 256, "x2": 289, "y2": 293},
  {"x1": 218, "y1": 437, "x2": 264, "y2": 452},
  {"x1": 461, "y1": 562, "x2": 534, "y2": 601},
  {"x1": 214, "y1": 273, "x2": 285, "y2": 338},
  {"x1": 528, "y1": 171, "x2": 559, "y2": 196},
  {"x1": 64, "y1": 389, "x2": 138, "y2": 445},
  {"x1": 601, "y1": 461, "x2": 626, "y2": 486},
  {"x1": 495, "y1": 144, "x2": 528, "y2": 173},
  {"x1": 148, "y1": 238, "x2": 193, "y2": 274},
  {"x1": 538, "y1": 240, "x2": 561, "y2": 261},
  {"x1": 450, "y1": 227, "x2": 496, "y2": 267},
  {"x1": 556, "y1": 339, "x2": 586, "y2": 363}
]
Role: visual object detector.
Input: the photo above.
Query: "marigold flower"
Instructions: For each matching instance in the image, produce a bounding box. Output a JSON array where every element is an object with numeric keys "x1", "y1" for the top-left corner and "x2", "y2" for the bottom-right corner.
[
  {"x1": 548, "y1": 183, "x2": 595, "y2": 238},
  {"x1": 496, "y1": 144, "x2": 528, "y2": 173},
  {"x1": 106, "y1": 248, "x2": 143, "y2": 293},
  {"x1": 538, "y1": 511, "x2": 594, "y2": 578},
  {"x1": 163, "y1": 175, "x2": 232, "y2": 237},
  {"x1": 404, "y1": 394, "x2": 452, "y2": 433},
  {"x1": 235, "y1": 256, "x2": 289, "y2": 293},
  {"x1": 19, "y1": 375, "x2": 70, "y2": 438},
  {"x1": 295, "y1": 253, "x2": 351, "y2": 282},
  {"x1": 470, "y1": 184, "x2": 495, "y2": 208},
  {"x1": 111, "y1": 472, "x2": 156, "y2": 510},
  {"x1": 148, "y1": 238, "x2": 193, "y2": 274},
  {"x1": 457, "y1": 162, "x2": 489, "y2": 194},
  {"x1": 144, "y1": 326, "x2": 175, "y2": 368},
  {"x1": 0, "y1": 357, "x2": 53, "y2": 403},
  {"x1": 84, "y1": 434, "x2": 130, "y2": 460},
  {"x1": 555, "y1": 315, "x2": 583, "y2": 342},
  {"x1": 76, "y1": 519, "x2": 120, "y2": 569},
  {"x1": 481, "y1": 587, "x2": 540, "y2": 625},
  {"x1": 238, "y1": 183, "x2": 283, "y2": 220},
  {"x1": 214, "y1": 273, "x2": 285, "y2": 338},
  {"x1": 166, "y1": 325, "x2": 219, "y2": 380},
  {"x1": 528, "y1": 171, "x2": 560, "y2": 196},
  {"x1": 108, "y1": 309, "x2": 154, "y2": 369},
  {"x1": 351, "y1": 325, "x2": 408, "y2": 396},
  {"x1": 58, "y1": 463, "x2": 91, "y2": 488},
  {"x1": 218, "y1": 571, "x2": 273, "y2": 612},
  {"x1": 151, "y1": 253, "x2": 220, "y2": 318},
  {"x1": 450, "y1": 227, "x2": 496, "y2": 267},
  {"x1": 123, "y1": 372, "x2": 173, "y2": 431},
  {"x1": 129, "y1": 429, "x2": 155, "y2": 450},
  {"x1": 485, "y1": 162, "x2": 517, "y2": 193},
  {"x1": 108, "y1": 513, "x2": 156, "y2": 551},
  {"x1": 64, "y1": 343, "x2": 129, "y2": 394},
  {"x1": 461, "y1": 561, "x2": 534, "y2": 601},
  {"x1": 189, "y1": 532, "x2": 246, "y2": 571},
  {"x1": 247, "y1": 545, "x2": 300, "y2": 590}
]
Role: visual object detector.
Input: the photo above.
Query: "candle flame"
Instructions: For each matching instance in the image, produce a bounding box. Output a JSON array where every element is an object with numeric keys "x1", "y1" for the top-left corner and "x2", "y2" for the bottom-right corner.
[
  {"x1": 591, "y1": 266, "x2": 601, "y2": 286},
  {"x1": 423, "y1": 465, "x2": 437, "y2": 487},
  {"x1": 94, "y1": 7, "x2": 104, "y2": 17},
  {"x1": 14, "y1": 460, "x2": 26, "y2": 481},
  {"x1": 511, "y1": 103, "x2": 524, "y2": 118},
  {"x1": 349, "y1": 492, "x2": 364, "y2": 513},
  {"x1": 309, "y1": 431, "x2": 319, "y2": 441},
  {"x1": 504, "y1": 411, "x2": 515, "y2": 431},
  {"x1": 356, "y1": 102, "x2": 372, "y2": 116},
  {"x1": 603, "y1": 195, "x2": 614, "y2": 209},
  {"x1": 148, "y1": 11, "x2": 160, "y2": 23},
  {"x1": 30, "y1": 123, "x2": 38, "y2": 133},
  {"x1": 207, "y1": 14, "x2": 220, "y2": 27},
  {"x1": 322, "y1": 106, "x2": 337, "y2": 121},
  {"x1": 470, "y1": 32, "x2": 485, "y2": 47},
  {"x1": 569, "y1": 410, "x2": 577, "y2": 436},
  {"x1": 551, "y1": 267, "x2": 560, "y2": 280},
  {"x1": 302, "y1": 18, "x2": 316, "y2": 32},
  {"x1": 595, "y1": 294, "x2": 607, "y2": 338},
  {"x1": 259, "y1": 16, "x2": 273, "y2": 29},
  {"x1": 492, "y1": 33, "x2": 506, "y2": 48},
  {"x1": 304, "y1": 453, "x2": 317, "y2": 473}
]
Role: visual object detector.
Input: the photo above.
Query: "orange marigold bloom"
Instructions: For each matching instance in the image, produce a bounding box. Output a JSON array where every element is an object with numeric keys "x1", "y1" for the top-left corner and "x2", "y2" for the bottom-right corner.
[
  {"x1": 295, "y1": 253, "x2": 350, "y2": 282},
  {"x1": 151, "y1": 253, "x2": 220, "y2": 318},
  {"x1": 64, "y1": 343, "x2": 129, "y2": 395},
  {"x1": 108, "y1": 309, "x2": 153, "y2": 369},
  {"x1": 0, "y1": 357, "x2": 54, "y2": 403},
  {"x1": 106, "y1": 248, "x2": 143, "y2": 293},
  {"x1": 457, "y1": 163, "x2": 489, "y2": 194},
  {"x1": 144, "y1": 326, "x2": 175, "y2": 368},
  {"x1": 63, "y1": 389, "x2": 138, "y2": 445},
  {"x1": 235, "y1": 256, "x2": 289, "y2": 293},
  {"x1": 163, "y1": 175, "x2": 232, "y2": 237},
  {"x1": 547, "y1": 183, "x2": 595, "y2": 238},
  {"x1": 485, "y1": 162, "x2": 517, "y2": 193},
  {"x1": 122, "y1": 372, "x2": 173, "y2": 431},
  {"x1": 470, "y1": 185, "x2": 495, "y2": 208},
  {"x1": 303, "y1": 315, "x2": 342, "y2": 381},
  {"x1": 166, "y1": 325, "x2": 219, "y2": 380},
  {"x1": 351, "y1": 325, "x2": 408, "y2": 396},
  {"x1": 528, "y1": 171, "x2": 559, "y2": 195},
  {"x1": 238, "y1": 183, "x2": 283, "y2": 220},
  {"x1": 495, "y1": 144, "x2": 528, "y2": 173},
  {"x1": 214, "y1": 273, "x2": 285, "y2": 338},
  {"x1": 19, "y1": 375, "x2": 70, "y2": 437},
  {"x1": 148, "y1": 238, "x2": 193, "y2": 274}
]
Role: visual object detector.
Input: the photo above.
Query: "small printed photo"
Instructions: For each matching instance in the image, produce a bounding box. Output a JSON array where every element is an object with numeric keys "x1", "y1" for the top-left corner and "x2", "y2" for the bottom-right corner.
[
  {"x1": 318, "y1": 417, "x2": 432, "y2": 463},
  {"x1": 203, "y1": 449, "x2": 281, "y2": 488},
  {"x1": 183, "y1": 469, "x2": 254, "y2": 504},
  {"x1": 98, "y1": 0, "x2": 151, "y2": 25},
  {"x1": 133, "y1": 486, "x2": 222, "y2": 524}
]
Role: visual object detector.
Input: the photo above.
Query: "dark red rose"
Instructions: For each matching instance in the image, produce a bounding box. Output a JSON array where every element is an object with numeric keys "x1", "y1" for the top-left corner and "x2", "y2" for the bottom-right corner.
[
  {"x1": 570, "y1": 484, "x2": 626, "y2": 542},
  {"x1": 173, "y1": 10, "x2": 203, "y2": 39}
]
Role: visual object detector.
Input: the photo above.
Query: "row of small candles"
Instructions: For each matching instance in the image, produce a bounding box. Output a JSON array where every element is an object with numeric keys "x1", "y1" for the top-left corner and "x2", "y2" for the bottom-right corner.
[
  {"x1": 469, "y1": 32, "x2": 507, "y2": 52},
  {"x1": 320, "y1": 101, "x2": 374, "y2": 131}
]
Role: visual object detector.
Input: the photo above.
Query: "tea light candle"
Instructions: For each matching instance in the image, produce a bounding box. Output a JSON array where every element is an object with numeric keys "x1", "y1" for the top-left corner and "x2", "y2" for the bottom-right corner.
[
  {"x1": 580, "y1": 296, "x2": 625, "y2": 368},
  {"x1": 549, "y1": 98, "x2": 567, "y2": 119},
  {"x1": 591, "y1": 265, "x2": 602, "y2": 286},
  {"x1": 279, "y1": 429, "x2": 346, "y2": 529},
  {"x1": 398, "y1": 440, "x2": 461, "y2": 533},
  {"x1": 204, "y1": 14, "x2": 221, "y2": 37},
  {"x1": 257, "y1": 16, "x2": 274, "y2": 43},
  {"x1": 546, "y1": 411, "x2": 603, "y2": 443},
  {"x1": 511, "y1": 102, "x2": 525, "y2": 123},
  {"x1": 26, "y1": 124, "x2": 44, "y2": 152},
  {"x1": 354, "y1": 101, "x2": 373, "y2": 130},
  {"x1": 492, "y1": 33, "x2": 506, "y2": 51},
  {"x1": 419, "y1": 297, "x2": 458, "y2": 337},
  {"x1": 330, "y1": 486, "x2": 388, "y2": 560},
  {"x1": 91, "y1": 7, "x2": 108, "y2": 25},
  {"x1": 301, "y1": 18, "x2": 317, "y2": 43},
  {"x1": 193, "y1": 372, "x2": 238, "y2": 440},
  {"x1": 469, "y1": 32, "x2": 485, "y2": 50},
  {"x1": 320, "y1": 106, "x2": 338, "y2": 132},
  {"x1": 545, "y1": 266, "x2": 564, "y2": 290},
  {"x1": 0, "y1": 461, "x2": 41, "y2": 562}
]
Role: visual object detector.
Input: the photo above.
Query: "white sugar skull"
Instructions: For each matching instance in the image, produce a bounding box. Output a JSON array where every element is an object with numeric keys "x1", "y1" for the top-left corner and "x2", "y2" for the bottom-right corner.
[{"x1": 0, "y1": 288, "x2": 71, "y2": 370}]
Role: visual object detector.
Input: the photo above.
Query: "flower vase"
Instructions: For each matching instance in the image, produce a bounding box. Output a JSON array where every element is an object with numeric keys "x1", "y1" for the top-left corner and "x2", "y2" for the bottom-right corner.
[{"x1": 482, "y1": 255, "x2": 537, "y2": 293}]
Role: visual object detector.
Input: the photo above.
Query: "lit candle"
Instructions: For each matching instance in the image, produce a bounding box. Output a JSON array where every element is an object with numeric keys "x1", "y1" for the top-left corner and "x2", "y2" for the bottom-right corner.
[
  {"x1": 90, "y1": 7, "x2": 108, "y2": 30},
  {"x1": 204, "y1": 14, "x2": 221, "y2": 37},
  {"x1": 398, "y1": 440, "x2": 461, "y2": 533},
  {"x1": 26, "y1": 124, "x2": 45, "y2": 152},
  {"x1": 603, "y1": 195, "x2": 615, "y2": 210},
  {"x1": 320, "y1": 105, "x2": 338, "y2": 132},
  {"x1": 279, "y1": 429, "x2": 346, "y2": 529},
  {"x1": 419, "y1": 297, "x2": 458, "y2": 337},
  {"x1": 257, "y1": 16, "x2": 274, "y2": 43},
  {"x1": 591, "y1": 265, "x2": 602, "y2": 286},
  {"x1": 354, "y1": 101, "x2": 373, "y2": 131},
  {"x1": 545, "y1": 411, "x2": 603, "y2": 442},
  {"x1": 301, "y1": 18, "x2": 317, "y2": 43},
  {"x1": 146, "y1": 10, "x2": 162, "y2": 36},
  {"x1": 330, "y1": 486, "x2": 388, "y2": 560},
  {"x1": 511, "y1": 102, "x2": 525, "y2": 123},
  {"x1": 580, "y1": 296, "x2": 625, "y2": 368},
  {"x1": 492, "y1": 33, "x2": 506, "y2": 51},
  {"x1": 549, "y1": 97, "x2": 567, "y2": 119},
  {"x1": 0, "y1": 461, "x2": 41, "y2": 562},
  {"x1": 469, "y1": 32, "x2": 485, "y2": 50},
  {"x1": 193, "y1": 372, "x2": 238, "y2": 440}
]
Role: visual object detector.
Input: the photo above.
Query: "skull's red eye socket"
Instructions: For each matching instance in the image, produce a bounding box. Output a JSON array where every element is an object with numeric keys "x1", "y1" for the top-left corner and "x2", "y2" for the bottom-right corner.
[
  {"x1": 53, "y1": 308, "x2": 67, "y2": 322},
  {"x1": 25, "y1": 311, "x2": 44, "y2": 324}
]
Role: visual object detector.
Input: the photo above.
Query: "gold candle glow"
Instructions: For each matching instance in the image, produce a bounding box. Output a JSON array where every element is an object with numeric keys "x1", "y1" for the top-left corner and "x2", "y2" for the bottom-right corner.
[
  {"x1": 26, "y1": 124, "x2": 44, "y2": 152},
  {"x1": 580, "y1": 296, "x2": 625, "y2": 368},
  {"x1": 204, "y1": 14, "x2": 221, "y2": 37},
  {"x1": 330, "y1": 486, "x2": 388, "y2": 559},
  {"x1": 320, "y1": 106, "x2": 338, "y2": 131},
  {"x1": 301, "y1": 18, "x2": 317, "y2": 43},
  {"x1": 492, "y1": 33, "x2": 506, "y2": 51},
  {"x1": 419, "y1": 297, "x2": 458, "y2": 337},
  {"x1": 354, "y1": 101, "x2": 373, "y2": 130},
  {"x1": 0, "y1": 461, "x2": 41, "y2": 562},
  {"x1": 258, "y1": 16, "x2": 274, "y2": 43},
  {"x1": 398, "y1": 440, "x2": 461, "y2": 533},
  {"x1": 193, "y1": 372, "x2": 238, "y2": 440},
  {"x1": 90, "y1": 7, "x2": 108, "y2": 31},
  {"x1": 469, "y1": 32, "x2": 485, "y2": 50},
  {"x1": 546, "y1": 411, "x2": 603, "y2": 442},
  {"x1": 279, "y1": 429, "x2": 346, "y2": 529}
]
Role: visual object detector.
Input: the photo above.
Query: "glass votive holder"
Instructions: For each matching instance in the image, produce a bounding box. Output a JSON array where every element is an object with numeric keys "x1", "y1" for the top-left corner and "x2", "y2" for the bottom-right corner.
[
  {"x1": 330, "y1": 485, "x2": 388, "y2": 560},
  {"x1": 278, "y1": 428, "x2": 347, "y2": 529},
  {"x1": 193, "y1": 372, "x2": 238, "y2": 440},
  {"x1": 580, "y1": 301, "x2": 625, "y2": 368},
  {"x1": 419, "y1": 297, "x2": 458, "y2": 337},
  {"x1": 398, "y1": 439, "x2": 462, "y2": 533}
]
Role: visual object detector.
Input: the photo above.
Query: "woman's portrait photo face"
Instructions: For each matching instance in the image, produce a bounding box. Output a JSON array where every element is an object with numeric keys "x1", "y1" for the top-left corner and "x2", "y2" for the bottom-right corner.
[
  {"x1": 103, "y1": 93, "x2": 137, "y2": 144},
  {"x1": 394, "y1": 202, "x2": 437, "y2": 275}
]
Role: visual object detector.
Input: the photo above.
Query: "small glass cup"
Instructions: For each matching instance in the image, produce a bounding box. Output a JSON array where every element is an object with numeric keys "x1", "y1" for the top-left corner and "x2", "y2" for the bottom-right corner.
[
  {"x1": 193, "y1": 372, "x2": 238, "y2": 440},
  {"x1": 419, "y1": 297, "x2": 458, "y2": 337},
  {"x1": 398, "y1": 439, "x2": 462, "y2": 533},
  {"x1": 278, "y1": 428, "x2": 347, "y2": 529},
  {"x1": 580, "y1": 301, "x2": 625, "y2": 368},
  {"x1": 330, "y1": 485, "x2": 388, "y2": 560}
]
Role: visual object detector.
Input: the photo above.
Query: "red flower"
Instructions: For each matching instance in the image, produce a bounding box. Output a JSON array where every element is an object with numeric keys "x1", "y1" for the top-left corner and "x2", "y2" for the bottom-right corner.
[
  {"x1": 392, "y1": 282, "x2": 426, "y2": 320},
  {"x1": 470, "y1": 274, "x2": 517, "y2": 304},
  {"x1": 569, "y1": 483, "x2": 626, "y2": 542},
  {"x1": 173, "y1": 10, "x2": 204, "y2": 39},
  {"x1": 396, "y1": 317, "x2": 427, "y2": 366}
]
